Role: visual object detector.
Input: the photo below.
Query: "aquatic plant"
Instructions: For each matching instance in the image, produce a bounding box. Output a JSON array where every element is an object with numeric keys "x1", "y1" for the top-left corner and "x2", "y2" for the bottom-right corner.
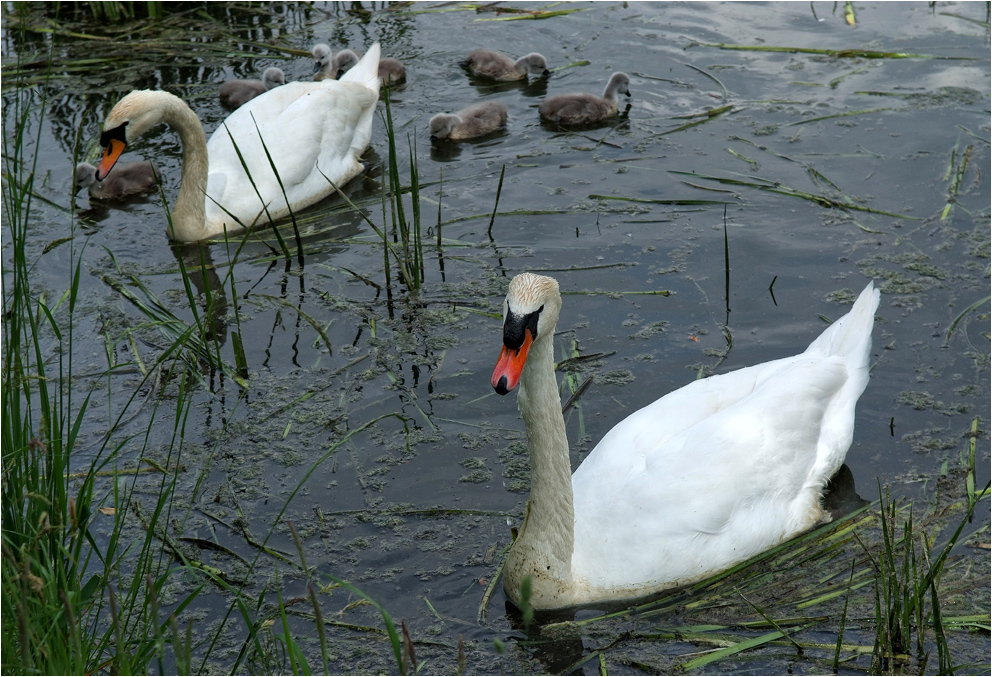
[{"x1": 2, "y1": 70, "x2": 198, "y2": 676}]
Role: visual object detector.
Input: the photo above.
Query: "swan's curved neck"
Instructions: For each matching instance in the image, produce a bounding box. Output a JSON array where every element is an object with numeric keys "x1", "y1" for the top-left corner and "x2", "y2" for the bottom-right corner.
[
  {"x1": 155, "y1": 94, "x2": 209, "y2": 241},
  {"x1": 505, "y1": 329, "x2": 575, "y2": 604}
]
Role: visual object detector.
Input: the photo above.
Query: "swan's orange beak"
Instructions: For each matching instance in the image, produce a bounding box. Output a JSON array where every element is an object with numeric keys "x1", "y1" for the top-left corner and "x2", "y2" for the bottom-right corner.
[
  {"x1": 96, "y1": 138, "x2": 126, "y2": 181},
  {"x1": 492, "y1": 330, "x2": 533, "y2": 396}
]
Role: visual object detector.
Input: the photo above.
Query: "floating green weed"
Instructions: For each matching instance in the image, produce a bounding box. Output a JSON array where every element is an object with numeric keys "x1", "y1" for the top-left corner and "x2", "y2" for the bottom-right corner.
[
  {"x1": 669, "y1": 170, "x2": 917, "y2": 219},
  {"x1": 692, "y1": 41, "x2": 976, "y2": 60}
]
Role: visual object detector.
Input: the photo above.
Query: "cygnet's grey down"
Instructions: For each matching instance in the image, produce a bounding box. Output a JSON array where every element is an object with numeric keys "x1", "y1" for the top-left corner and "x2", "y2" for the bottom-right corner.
[
  {"x1": 462, "y1": 49, "x2": 548, "y2": 81},
  {"x1": 430, "y1": 101, "x2": 508, "y2": 141},
  {"x1": 538, "y1": 72, "x2": 631, "y2": 126},
  {"x1": 218, "y1": 67, "x2": 286, "y2": 109},
  {"x1": 312, "y1": 44, "x2": 338, "y2": 81},
  {"x1": 335, "y1": 48, "x2": 406, "y2": 85},
  {"x1": 75, "y1": 161, "x2": 159, "y2": 200}
]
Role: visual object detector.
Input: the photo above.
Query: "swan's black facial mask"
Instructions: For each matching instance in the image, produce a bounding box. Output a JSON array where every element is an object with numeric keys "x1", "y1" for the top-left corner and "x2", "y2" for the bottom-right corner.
[
  {"x1": 97, "y1": 123, "x2": 128, "y2": 181},
  {"x1": 99, "y1": 122, "x2": 128, "y2": 150},
  {"x1": 502, "y1": 305, "x2": 542, "y2": 349},
  {"x1": 492, "y1": 305, "x2": 544, "y2": 396}
]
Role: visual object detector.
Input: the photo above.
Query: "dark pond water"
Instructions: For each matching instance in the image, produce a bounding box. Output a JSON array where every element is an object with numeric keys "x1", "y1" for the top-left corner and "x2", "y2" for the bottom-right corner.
[{"x1": 3, "y1": 1, "x2": 990, "y2": 674}]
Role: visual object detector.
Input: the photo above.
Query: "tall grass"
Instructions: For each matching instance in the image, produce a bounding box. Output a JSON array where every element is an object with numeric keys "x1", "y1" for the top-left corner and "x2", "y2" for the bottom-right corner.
[
  {"x1": 323, "y1": 89, "x2": 428, "y2": 296},
  {"x1": 1, "y1": 78, "x2": 415, "y2": 675},
  {"x1": 1, "y1": 75, "x2": 205, "y2": 676},
  {"x1": 865, "y1": 484, "x2": 988, "y2": 674}
]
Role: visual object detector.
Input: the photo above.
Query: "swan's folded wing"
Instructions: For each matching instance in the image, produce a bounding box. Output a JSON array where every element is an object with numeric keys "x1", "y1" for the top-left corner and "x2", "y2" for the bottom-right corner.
[
  {"x1": 572, "y1": 355, "x2": 853, "y2": 589},
  {"x1": 204, "y1": 80, "x2": 377, "y2": 225}
]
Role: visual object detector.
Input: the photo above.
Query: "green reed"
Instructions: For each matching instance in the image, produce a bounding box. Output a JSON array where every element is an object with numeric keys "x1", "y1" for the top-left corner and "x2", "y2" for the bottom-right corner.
[{"x1": 1, "y1": 74, "x2": 199, "y2": 675}]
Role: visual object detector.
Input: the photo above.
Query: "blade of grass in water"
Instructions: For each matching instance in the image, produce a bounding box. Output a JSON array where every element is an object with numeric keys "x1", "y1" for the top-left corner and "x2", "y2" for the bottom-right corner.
[
  {"x1": 589, "y1": 194, "x2": 737, "y2": 205},
  {"x1": 475, "y1": 8, "x2": 590, "y2": 21},
  {"x1": 669, "y1": 170, "x2": 917, "y2": 219},
  {"x1": 692, "y1": 41, "x2": 977, "y2": 60},
  {"x1": 942, "y1": 294, "x2": 990, "y2": 347},
  {"x1": 785, "y1": 107, "x2": 891, "y2": 127},
  {"x1": 487, "y1": 165, "x2": 506, "y2": 239},
  {"x1": 675, "y1": 624, "x2": 814, "y2": 671}
]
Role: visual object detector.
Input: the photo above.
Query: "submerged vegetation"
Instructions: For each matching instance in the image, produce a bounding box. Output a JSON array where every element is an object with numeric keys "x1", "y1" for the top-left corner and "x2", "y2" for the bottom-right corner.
[{"x1": 3, "y1": 1, "x2": 989, "y2": 675}]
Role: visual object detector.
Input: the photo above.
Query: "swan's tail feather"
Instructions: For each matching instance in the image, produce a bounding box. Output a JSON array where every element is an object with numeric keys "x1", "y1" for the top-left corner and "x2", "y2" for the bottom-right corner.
[
  {"x1": 339, "y1": 42, "x2": 382, "y2": 94},
  {"x1": 802, "y1": 281, "x2": 879, "y2": 494},
  {"x1": 805, "y1": 282, "x2": 879, "y2": 366}
]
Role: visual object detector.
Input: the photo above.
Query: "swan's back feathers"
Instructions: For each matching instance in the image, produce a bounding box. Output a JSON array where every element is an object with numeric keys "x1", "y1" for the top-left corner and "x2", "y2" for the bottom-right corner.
[
  {"x1": 202, "y1": 49, "x2": 381, "y2": 234},
  {"x1": 334, "y1": 43, "x2": 381, "y2": 161},
  {"x1": 569, "y1": 282, "x2": 879, "y2": 593},
  {"x1": 805, "y1": 282, "x2": 879, "y2": 362},
  {"x1": 801, "y1": 281, "x2": 879, "y2": 489},
  {"x1": 338, "y1": 43, "x2": 382, "y2": 92}
]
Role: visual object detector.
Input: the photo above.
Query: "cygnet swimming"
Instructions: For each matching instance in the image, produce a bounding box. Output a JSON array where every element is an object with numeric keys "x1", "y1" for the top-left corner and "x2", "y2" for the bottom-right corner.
[
  {"x1": 312, "y1": 44, "x2": 338, "y2": 81},
  {"x1": 218, "y1": 67, "x2": 286, "y2": 109},
  {"x1": 75, "y1": 161, "x2": 159, "y2": 200},
  {"x1": 539, "y1": 72, "x2": 632, "y2": 126},
  {"x1": 430, "y1": 101, "x2": 508, "y2": 140},
  {"x1": 463, "y1": 49, "x2": 548, "y2": 81}
]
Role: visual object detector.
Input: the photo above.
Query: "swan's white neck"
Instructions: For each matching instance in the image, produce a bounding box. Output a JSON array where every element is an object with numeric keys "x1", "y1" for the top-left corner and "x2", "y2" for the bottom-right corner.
[
  {"x1": 148, "y1": 93, "x2": 210, "y2": 241},
  {"x1": 504, "y1": 328, "x2": 576, "y2": 606}
]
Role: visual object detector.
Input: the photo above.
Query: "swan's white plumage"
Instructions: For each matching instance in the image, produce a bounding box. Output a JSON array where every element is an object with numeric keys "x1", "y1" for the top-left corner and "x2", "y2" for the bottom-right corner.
[
  {"x1": 493, "y1": 274, "x2": 879, "y2": 609},
  {"x1": 97, "y1": 44, "x2": 381, "y2": 242},
  {"x1": 204, "y1": 44, "x2": 381, "y2": 235}
]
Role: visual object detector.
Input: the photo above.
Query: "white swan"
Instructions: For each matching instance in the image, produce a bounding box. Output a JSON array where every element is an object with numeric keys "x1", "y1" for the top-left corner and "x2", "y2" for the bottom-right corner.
[
  {"x1": 218, "y1": 67, "x2": 286, "y2": 109},
  {"x1": 75, "y1": 160, "x2": 159, "y2": 200},
  {"x1": 96, "y1": 44, "x2": 381, "y2": 242},
  {"x1": 539, "y1": 72, "x2": 631, "y2": 126},
  {"x1": 491, "y1": 273, "x2": 880, "y2": 610}
]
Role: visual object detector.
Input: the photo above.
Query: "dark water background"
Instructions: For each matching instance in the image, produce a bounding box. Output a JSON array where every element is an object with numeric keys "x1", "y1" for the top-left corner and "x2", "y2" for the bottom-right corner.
[{"x1": 3, "y1": 2, "x2": 989, "y2": 674}]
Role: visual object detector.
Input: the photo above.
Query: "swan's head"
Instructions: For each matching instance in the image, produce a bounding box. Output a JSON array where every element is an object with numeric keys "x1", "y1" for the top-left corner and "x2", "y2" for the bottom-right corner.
[
  {"x1": 312, "y1": 43, "x2": 333, "y2": 75},
  {"x1": 262, "y1": 67, "x2": 286, "y2": 89},
  {"x1": 492, "y1": 273, "x2": 562, "y2": 395},
  {"x1": 429, "y1": 113, "x2": 460, "y2": 139},
  {"x1": 96, "y1": 90, "x2": 168, "y2": 181},
  {"x1": 517, "y1": 53, "x2": 550, "y2": 76},
  {"x1": 74, "y1": 162, "x2": 98, "y2": 193},
  {"x1": 606, "y1": 72, "x2": 632, "y2": 99}
]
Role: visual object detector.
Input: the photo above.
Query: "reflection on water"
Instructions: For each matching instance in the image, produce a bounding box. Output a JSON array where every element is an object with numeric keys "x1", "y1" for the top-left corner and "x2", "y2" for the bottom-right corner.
[{"x1": 3, "y1": 1, "x2": 989, "y2": 674}]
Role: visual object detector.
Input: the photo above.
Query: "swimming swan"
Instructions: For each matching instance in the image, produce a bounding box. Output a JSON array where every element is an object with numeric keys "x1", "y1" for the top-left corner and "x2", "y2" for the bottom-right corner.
[
  {"x1": 219, "y1": 67, "x2": 286, "y2": 109},
  {"x1": 334, "y1": 48, "x2": 406, "y2": 85},
  {"x1": 491, "y1": 273, "x2": 880, "y2": 610},
  {"x1": 95, "y1": 44, "x2": 381, "y2": 242},
  {"x1": 75, "y1": 160, "x2": 159, "y2": 200},
  {"x1": 539, "y1": 72, "x2": 631, "y2": 126},
  {"x1": 430, "y1": 101, "x2": 508, "y2": 140},
  {"x1": 463, "y1": 49, "x2": 548, "y2": 81}
]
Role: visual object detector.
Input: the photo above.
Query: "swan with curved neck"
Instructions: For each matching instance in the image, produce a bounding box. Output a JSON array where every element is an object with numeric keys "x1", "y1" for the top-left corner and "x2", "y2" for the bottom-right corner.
[
  {"x1": 96, "y1": 44, "x2": 381, "y2": 242},
  {"x1": 491, "y1": 273, "x2": 879, "y2": 610}
]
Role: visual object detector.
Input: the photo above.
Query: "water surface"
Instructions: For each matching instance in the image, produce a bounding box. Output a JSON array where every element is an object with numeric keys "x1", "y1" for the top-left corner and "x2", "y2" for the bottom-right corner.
[{"x1": 2, "y1": 2, "x2": 989, "y2": 673}]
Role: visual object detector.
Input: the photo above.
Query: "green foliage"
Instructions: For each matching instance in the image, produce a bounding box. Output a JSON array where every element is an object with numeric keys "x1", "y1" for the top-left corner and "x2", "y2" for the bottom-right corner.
[
  {"x1": 865, "y1": 483, "x2": 987, "y2": 674},
  {"x1": 1, "y1": 69, "x2": 198, "y2": 677}
]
